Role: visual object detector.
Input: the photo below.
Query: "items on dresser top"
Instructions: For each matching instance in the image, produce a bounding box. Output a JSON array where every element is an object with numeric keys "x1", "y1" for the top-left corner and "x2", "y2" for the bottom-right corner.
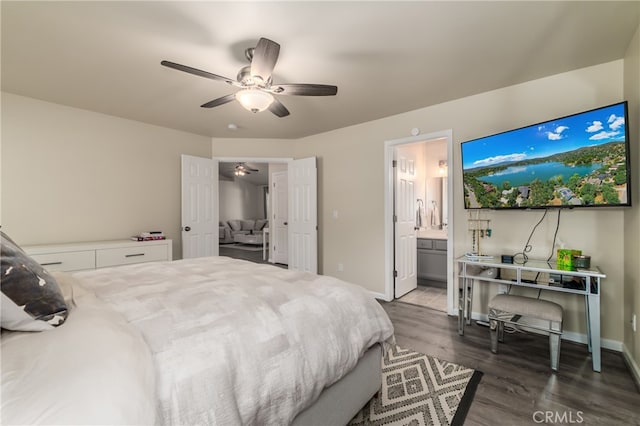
[
  {"x1": 23, "y1": 239, "x2": 173, "y2": 272},
  {"x1": 131, "y1": 231, "x2": 166, "y2": 241}
]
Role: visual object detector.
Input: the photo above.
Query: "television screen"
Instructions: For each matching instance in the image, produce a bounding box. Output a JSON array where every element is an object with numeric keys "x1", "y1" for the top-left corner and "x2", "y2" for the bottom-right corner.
[{"x1": 461, "y1": 101, "x2": 631, "y2": 209}]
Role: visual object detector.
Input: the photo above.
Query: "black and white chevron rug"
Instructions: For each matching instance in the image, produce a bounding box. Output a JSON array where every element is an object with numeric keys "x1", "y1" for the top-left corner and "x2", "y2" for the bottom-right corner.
[{"x1": 350, "y1": 345, "x2": 483, "y2": 426}]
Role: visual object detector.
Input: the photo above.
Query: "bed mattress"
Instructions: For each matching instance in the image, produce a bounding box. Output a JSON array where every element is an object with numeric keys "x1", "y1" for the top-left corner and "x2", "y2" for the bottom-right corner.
[{"x1": 4, "y1": 256, "x2": 393, "y2": 425}]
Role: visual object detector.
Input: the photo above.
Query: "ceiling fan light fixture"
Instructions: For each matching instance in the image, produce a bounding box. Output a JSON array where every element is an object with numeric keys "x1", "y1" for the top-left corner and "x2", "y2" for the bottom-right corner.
[{"x1": 235, "y1": 89, "x2": 274, "y2": 113}]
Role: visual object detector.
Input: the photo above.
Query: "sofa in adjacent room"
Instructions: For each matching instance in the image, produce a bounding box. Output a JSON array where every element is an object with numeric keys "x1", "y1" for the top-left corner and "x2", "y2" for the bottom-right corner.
[{"x1": 219, "y1": 219, "x2": 268, "y2": 244}]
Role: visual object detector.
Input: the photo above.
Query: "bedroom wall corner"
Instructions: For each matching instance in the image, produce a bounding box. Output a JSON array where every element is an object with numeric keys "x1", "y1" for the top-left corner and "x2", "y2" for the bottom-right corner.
[
  {"x1": 623, "y1": 20, "x2": 640, "y2": 383},
  {"x1": 1, "y1": 93, "x2": 212, "y2": 258}
]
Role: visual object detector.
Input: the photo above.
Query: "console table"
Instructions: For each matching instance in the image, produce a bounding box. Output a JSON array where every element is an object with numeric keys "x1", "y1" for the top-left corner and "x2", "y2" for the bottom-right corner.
[{"x1": 456, "y1": 256, "x2": 605, "y2": 372}]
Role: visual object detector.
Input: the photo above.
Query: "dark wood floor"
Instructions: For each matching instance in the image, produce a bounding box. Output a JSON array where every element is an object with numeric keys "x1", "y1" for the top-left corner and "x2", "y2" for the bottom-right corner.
[
  {"x1": 219, "y1": 244, "x2": 288, "y2": 268},
  {"x1": 382, "y1": 301, "x2": 640, "y2": 426}
]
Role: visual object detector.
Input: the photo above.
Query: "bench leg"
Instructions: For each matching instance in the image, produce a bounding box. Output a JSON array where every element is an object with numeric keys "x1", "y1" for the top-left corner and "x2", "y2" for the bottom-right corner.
[
  {"x1": 490, "y1": 318, "x2": 499, "y2": 353},
  {"x1": 549, "y1": 333, "x2": 561, "y2": 371},
  {"x1": 549, "y1": 320, "x2": 562, "y2": 371}
]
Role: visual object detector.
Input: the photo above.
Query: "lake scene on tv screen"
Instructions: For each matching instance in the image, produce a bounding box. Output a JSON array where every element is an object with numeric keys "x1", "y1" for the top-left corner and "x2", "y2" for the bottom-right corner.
[{"x1": 462, "y1": 102, "x2": 628, "y2": 209}]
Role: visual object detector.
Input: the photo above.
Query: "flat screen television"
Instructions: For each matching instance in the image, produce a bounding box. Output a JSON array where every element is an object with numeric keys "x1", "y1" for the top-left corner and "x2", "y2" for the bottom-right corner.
[{"x1": 461, "y1": 101, "x2": 631, "y2": 209}]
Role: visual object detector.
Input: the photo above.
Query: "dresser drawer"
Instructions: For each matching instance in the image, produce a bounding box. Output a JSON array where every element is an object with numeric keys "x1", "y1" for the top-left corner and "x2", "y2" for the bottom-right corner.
[
  {"x1": 96, "y1": 244, "x2": 168, "y2": 268},
  {"x1": 30, "y1": 250, "x2": 96, "y2": 272}
]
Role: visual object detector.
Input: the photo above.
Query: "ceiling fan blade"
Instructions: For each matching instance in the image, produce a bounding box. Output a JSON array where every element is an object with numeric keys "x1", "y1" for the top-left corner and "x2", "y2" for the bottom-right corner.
[
  {"x1": 251, "y1": 38, "x2": 280, "y2": 82},
  {"x1": 200, "y1": 93, "x2": 236, "y2": 108},
  {"x1": 271, "y1": 84, "x2": 338, "y2": 96},
  {"x1": 268, "y1": 99, "x2": 290, "y2": 118},
  {"x1": 237, "y1": 163, "x2": 259, "y2": 172},
  {"x1": 161, "y1": 60, "x2": 236, "y2": 85}
]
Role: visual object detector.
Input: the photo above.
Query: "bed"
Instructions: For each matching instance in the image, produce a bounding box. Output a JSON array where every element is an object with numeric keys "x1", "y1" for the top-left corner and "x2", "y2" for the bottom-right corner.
[{"x1": 1, "y1": 249, "x2": 394, "y2": 425}]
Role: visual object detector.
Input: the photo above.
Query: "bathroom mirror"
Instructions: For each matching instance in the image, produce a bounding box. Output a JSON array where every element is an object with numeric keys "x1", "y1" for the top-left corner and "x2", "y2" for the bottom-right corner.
[{"x1": 426, "y1": 177, "x2": 444, "y2": 229}]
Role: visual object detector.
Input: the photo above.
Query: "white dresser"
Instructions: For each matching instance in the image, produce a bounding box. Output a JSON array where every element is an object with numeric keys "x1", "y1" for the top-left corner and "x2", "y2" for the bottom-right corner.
[{"x1": 23, "y1": 239, "x2": 173, "y2": 272}]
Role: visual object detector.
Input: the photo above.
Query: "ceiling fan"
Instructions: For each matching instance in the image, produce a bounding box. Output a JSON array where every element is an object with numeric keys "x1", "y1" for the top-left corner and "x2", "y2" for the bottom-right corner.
[
  {"x1": 161, "y1": 38, "x2": 338, "y2": 118},
  {"x1": 234, "y1": 163, "x2": 258, "y2": 176}
]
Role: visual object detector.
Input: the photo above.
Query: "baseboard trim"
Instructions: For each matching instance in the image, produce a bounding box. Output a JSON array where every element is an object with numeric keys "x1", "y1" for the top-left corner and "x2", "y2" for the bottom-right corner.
[
  {"x1": 469, "y1": 311, "x2": 623, "y2": 352},
  {"x1": 622, "y1": 344, "x2": 640, "y2": 393},
  {"x1": 371, "y1": 291, "x2": 391, "y2": 302}
]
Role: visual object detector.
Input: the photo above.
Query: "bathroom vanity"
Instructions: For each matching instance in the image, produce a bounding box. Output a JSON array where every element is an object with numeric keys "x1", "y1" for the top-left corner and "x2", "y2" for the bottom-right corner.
[{"x1": 417, "y1": 230, "x2": 447, "y2": 287}]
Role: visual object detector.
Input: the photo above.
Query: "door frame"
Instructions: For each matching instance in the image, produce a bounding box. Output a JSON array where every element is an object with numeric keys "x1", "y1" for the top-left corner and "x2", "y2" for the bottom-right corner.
[{"x1": 383, "y1": 129, "x2": 456, "y2": 315}]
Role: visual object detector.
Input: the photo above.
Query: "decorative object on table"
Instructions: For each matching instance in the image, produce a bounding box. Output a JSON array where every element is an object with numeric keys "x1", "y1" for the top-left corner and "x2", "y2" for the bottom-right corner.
[
  {"x1": 501, "y1": 254, "x2": 514, "y2": 264},
  {"x1": 349, "y1": 344, "x2": 483, "y2": 426},
  {"x1": 131, "y1": 231, "x2": 166, "y2": 241},
  {"x1": 467, "y1": 210, "x2": 491, "y2": 255},
  {"x1": 572, "y1": 254, "x2": 591, "y2": 269},
  {"x1": 556, "y1": 249, "x2": 581, "y2": 269}
]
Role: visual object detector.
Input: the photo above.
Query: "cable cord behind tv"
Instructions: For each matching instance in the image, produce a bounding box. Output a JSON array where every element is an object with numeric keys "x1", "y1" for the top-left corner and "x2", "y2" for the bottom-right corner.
[
  {"x1": 512, "y1": 209, "x2": 549, "y2": 264},
  {"x1": 547, "y1": 209, "x2": 561, "y2": 262}
]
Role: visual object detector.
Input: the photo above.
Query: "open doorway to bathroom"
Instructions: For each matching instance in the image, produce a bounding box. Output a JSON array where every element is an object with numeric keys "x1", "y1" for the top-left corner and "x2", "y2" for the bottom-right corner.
[
  {"x1": 384, "y1": 129, "x2": 454, "y2": 314},
  {"x1": 398, "y1": 138, "x2": 449, "y2": 312}
]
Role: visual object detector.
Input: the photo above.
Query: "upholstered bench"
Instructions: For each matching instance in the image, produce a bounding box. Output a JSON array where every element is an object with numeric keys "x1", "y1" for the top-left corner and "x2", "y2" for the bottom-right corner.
[{"x1": 488, "y1": 294, "x2": 563, "y2": 371}]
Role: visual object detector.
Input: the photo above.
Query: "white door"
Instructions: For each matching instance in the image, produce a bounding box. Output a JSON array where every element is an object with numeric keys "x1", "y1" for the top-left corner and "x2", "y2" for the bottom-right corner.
[
  {"x1": 394, "y1": 147, "x2": 418, "y2": 298},
  {"x1": 271, "y1": 171, "x2": 288, "y2": 265},
  {"x1": 288, "y1": 157, "x2": 318, "y2": 273},
  {"x1": 181, "y1": 155, "x2": 218, "y2": 258}
]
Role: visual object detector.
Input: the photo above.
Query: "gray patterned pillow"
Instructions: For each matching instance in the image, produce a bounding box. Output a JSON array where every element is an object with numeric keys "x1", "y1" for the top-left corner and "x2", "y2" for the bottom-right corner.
[{"x1": 1, "y1": 231, "x2": 69, "y2": 331}]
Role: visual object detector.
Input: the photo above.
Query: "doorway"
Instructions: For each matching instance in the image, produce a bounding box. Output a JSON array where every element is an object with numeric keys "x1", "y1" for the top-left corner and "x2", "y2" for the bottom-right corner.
[
  {"x1": 383, "y1": 129, "x2": 455, "y2": 315},
  {"x1": 214, "y1": 156, "x2": 318, "y2": 273},
  {"x1": 218, "y1": 160, "x2": 274, "y2": 265}
]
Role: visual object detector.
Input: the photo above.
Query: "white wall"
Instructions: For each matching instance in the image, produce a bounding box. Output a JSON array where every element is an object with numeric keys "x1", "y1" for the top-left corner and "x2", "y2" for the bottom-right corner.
[
  {"x1": 219, "y1": 178, "x2": 264, "y2": 221},
  {"x1": 1, "y1": 93, "x2": 212, "y2": 258}
]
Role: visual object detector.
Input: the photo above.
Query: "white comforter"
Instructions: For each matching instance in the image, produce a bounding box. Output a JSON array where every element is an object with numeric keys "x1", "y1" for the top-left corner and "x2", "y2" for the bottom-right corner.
[{"x1": 74, "y1": 256, "x2": 394, "y2": 425}]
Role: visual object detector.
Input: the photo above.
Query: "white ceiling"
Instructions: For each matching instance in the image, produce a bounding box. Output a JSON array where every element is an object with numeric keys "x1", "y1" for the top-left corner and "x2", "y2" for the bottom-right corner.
[{"x1": 2, "y1": 1, "x2": 638, "y2": 140}]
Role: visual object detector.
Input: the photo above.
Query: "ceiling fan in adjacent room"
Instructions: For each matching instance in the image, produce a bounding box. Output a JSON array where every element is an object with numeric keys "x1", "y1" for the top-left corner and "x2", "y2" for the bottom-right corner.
[
  {"x1": 234, "y1": 163, "x2": 258, "y2": 176},
  {"x1": 161, "y1": 38, "x2": 338, "y2": 118}
]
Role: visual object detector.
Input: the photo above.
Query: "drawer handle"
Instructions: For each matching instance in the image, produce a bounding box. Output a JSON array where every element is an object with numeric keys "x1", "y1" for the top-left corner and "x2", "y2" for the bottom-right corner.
[
  {"x1": 41, "y1": 261, "x2": 63, "y2": 266},
  {"x1": 125, "y1": 253, "x2": 145, "y2": 258}
]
